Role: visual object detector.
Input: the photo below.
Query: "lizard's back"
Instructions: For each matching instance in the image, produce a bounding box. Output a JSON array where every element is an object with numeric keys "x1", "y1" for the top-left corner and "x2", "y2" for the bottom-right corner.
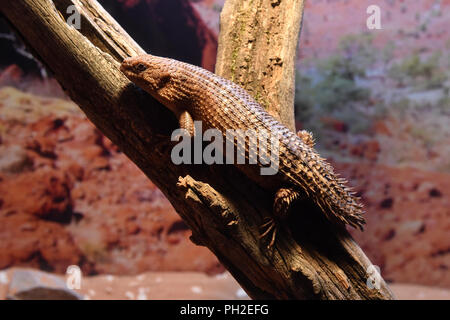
[{"x1": 170, "y1": 59, "x2": 365, "y2": 229}]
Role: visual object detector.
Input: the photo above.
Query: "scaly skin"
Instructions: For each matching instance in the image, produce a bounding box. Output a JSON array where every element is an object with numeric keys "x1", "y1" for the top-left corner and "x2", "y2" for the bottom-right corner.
[{"x1": 120, "y1": 54, "x2": 365, "y2": 240}]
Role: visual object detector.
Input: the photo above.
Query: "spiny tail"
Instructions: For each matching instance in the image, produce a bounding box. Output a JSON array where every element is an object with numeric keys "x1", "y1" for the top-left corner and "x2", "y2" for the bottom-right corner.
[{"x1": 311, "y1": 155, "x2": 365, "y2": 230}]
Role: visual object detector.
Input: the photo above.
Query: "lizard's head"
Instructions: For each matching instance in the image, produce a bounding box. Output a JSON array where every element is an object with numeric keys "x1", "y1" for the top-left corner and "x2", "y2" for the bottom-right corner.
[
  {"x1": 121, "y1": 55, "x2": 172, "y2": 93},
  {"x1": 121, "y1": 55, "x2": 193, "y2": 112}
]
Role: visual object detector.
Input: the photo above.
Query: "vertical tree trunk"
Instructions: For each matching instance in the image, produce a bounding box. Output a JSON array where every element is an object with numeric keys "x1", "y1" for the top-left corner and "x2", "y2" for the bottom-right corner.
[{"x1": 215, "y1": 0, "x2": 305, "y2": 131}]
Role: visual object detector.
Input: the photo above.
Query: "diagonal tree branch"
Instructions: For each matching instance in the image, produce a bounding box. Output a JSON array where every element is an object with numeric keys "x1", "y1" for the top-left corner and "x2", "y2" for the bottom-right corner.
[{"x1": 0, "y1": 0, "x2": 395, "y2": 299}]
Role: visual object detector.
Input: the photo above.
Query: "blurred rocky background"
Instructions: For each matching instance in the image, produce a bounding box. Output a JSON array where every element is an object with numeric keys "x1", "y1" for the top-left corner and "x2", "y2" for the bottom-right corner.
[{"x1": 0, "y1": 0, "x2": 448, "y2": 299}]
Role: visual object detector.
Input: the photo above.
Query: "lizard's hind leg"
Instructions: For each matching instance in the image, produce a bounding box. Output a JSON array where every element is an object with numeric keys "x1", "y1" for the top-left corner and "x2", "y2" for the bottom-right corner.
[
  {"x1": 297, "y1": 130, "x2": 315, "y2": 148},
  {"x1": 259, "y1": 217, "x2": 277, "y2": 249},
  {"x1": 259, "y1": 188, "x2": 302, "y2": 248},
  {"x1": 273, "y1": 188, "x2": 302, "y2": 220}
]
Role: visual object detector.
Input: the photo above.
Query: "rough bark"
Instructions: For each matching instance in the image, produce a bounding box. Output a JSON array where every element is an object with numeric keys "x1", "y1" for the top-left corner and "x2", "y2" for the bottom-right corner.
[
  {"x1": 215, "y1": 0, "x2": 304, "y2": 131},
  {"x1": 0, "y1": 0, "x2": 395, "y2": 299}
]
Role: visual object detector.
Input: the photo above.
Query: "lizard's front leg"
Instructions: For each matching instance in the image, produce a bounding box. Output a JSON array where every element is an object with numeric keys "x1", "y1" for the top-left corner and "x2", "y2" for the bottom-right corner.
[{"x1": 179, "y1": 110, "x2": 196, "y2": 137}]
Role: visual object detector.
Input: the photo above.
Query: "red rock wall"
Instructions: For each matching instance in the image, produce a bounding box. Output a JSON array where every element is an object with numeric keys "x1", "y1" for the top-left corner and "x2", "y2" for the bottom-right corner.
[
  {"x1": 336, "y1": 163, "x2": 450, "y2": 288},
  {"x1": 0, "y1": 88, "x2": 221, "y2": 275}
]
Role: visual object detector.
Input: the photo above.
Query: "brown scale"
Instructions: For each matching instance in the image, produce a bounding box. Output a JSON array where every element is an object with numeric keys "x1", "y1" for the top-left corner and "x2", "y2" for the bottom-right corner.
[{"x1": 121, "y1": 54, "x2": 365, "y2": 248}]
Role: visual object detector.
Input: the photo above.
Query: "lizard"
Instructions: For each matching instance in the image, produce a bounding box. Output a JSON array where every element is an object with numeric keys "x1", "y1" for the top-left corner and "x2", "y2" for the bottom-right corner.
[{"x1": 120, "y1": 54, "x2": 365, "y2": 247}]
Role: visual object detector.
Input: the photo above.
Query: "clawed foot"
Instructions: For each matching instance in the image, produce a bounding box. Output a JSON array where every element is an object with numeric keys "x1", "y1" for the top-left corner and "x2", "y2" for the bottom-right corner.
[{"x1": 259, "y1": 217, "x2": 277, "y2": 249}]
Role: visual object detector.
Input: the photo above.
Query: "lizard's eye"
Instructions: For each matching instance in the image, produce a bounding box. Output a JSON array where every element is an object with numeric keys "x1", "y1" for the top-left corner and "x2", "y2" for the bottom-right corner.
[{"x1": 134, "y1": 63, "x2": 147, "y2": 73}]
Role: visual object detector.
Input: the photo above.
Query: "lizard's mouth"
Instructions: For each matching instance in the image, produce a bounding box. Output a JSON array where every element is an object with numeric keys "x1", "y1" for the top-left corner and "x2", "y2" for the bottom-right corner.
[{"x1": 120, "y1": 59, "x2": 137, "y2": 79}]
